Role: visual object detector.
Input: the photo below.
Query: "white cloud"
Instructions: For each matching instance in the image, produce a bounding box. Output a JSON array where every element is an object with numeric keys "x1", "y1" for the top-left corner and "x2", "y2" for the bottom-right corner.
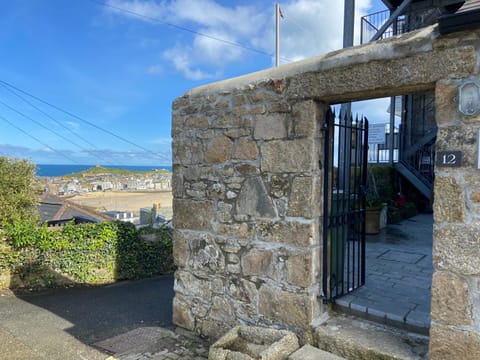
[
  {"x1": 0, "y1": 143, "x2": 172, "y2": 165},
  {"x1": 163, "y1": 45, "x2": 216, "y2": 80},
  {"x1": 151, "y1": 137, "x2": 172, "y2": 145},
  {"x1": 103, "y1": 0, "x2": 269, "y2": 78},
  {"x1": 146, "y1": 64, "x2": 164, "y2": 75},
  {"x1": 280, "y1": 2, "x2": 343, "y2": 61},
  {"x1": 42, "y1": 146, "x2": 54, "y2": 153},
  {"x1": 104, "y1": 0, "x2": 374, "y2": 78},
  {"x1": 161, "y1": 0, "x2": 265, "y2": 79},
  {"x1": 352, "y1": 97, "x2": 401, "y2": 125},
  {"x1": 0, "y1": 144, "x2": 33, "y2": 158},
  {"x1": 106, "y1": 0, "x2": 168, "y2": 20},
  {"x1": 101, "y1": 104, "x2": 128, "y2": 117},
  {"x1": 168, "y1": 0, "x2": 265, "y2": 37},
  {"x1": 87, "y1": 149, "x2": 171, "y2": 163},
  {"x1": 66, "y1": 121, "x2": 80, "y2": 129},
  {"x1": 139, "y1": 38, "x2": 161, "y2": 48},
  {"x1": 268, "y1": 0, "x2": 372, "y2": 64},
  {"x1": 161, "y1": 28, "x2": 243, "y2": 80},
  {"x1": 192, "y1": 29, "x2": 243, "y2": 66}
]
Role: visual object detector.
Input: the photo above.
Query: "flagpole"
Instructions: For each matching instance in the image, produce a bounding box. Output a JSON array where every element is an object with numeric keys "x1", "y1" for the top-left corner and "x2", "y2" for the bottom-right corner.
[
  {"x1": 275, "y1": 3, "x2": 280, "y2": 67},
  {"x1": 339, "y1": 0, "x2": 355, "y2": 191}
]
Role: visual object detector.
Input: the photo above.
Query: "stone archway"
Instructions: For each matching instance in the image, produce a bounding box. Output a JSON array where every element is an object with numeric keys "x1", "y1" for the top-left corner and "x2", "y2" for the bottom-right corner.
[{"x1": 172, "y1": 24, "x2": 480, "y2": 356}]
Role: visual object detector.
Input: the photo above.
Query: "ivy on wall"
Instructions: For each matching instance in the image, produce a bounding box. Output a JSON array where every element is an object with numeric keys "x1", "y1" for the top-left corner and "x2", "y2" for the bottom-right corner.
[{"x1": 0, "y1": 220, "x2": 174, "y2": 290}]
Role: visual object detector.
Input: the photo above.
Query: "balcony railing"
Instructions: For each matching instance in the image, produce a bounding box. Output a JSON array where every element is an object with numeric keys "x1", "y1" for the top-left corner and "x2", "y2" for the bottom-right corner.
[
  {"x1": 368, "y1": 131, "x2": 400, "y2": 164},
  {"x1": 360, "y1": 9, "x2": 407, "y2": 44},
  {"x1": 361, "y1": 6, "x2": 445, "y2": 44}
]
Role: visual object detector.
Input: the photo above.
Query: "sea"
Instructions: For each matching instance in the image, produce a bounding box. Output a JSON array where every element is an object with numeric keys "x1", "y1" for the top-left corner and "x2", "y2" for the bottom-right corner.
[{"x1": 36, "y1": 164, "x2": 173, "y2": 177}]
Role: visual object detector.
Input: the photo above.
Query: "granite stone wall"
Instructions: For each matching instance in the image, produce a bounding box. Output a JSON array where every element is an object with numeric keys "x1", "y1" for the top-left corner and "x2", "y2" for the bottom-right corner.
[
  {"x1": 172, "y1": 24, "x2": 480, "y2": 357},
  {"x1": 171, "y1": 81, "x2": 327, "y2": 339},
  {"x1": 430, "y1": 75, "x2": 480, "y2": 358}
]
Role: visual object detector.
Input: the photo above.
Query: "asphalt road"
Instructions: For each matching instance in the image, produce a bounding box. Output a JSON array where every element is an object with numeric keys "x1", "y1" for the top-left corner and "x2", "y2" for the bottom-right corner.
[{"x1": 0, "y1": 275, "x2": 175, "y2": 360}]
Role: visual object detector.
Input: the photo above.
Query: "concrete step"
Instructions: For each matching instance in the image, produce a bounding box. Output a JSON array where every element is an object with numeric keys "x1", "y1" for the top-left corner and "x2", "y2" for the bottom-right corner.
[
  {"x1": 289, "y1": 345, "x2": 346, "y2": 359},
  {"x1": 315, "y1": 313, "x2": 429, "y2": 360}
]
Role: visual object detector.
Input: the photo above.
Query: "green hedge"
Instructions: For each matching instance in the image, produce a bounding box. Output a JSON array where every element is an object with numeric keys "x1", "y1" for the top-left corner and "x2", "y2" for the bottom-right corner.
[{"x1": 0, "y1": 220, "x2": 174, "y2": 290}]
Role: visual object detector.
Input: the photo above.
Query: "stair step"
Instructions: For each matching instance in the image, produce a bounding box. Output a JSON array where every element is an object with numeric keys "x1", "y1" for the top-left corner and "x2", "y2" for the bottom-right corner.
[
  {"x1": 395, "y1": 162, "x2": 432, "y2": 199},
  {"x1": 289, "y1": 345, "x2": 346, "y2": 360},
  {"x1": 315, "y1": 313, "x2": 429, "y2": 360}
]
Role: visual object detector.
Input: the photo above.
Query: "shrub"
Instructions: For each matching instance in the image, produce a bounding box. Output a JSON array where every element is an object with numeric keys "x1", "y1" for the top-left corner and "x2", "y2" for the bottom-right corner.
[
  {"x1": 3, "y1": 216, "x2": 49, "y2": 248},
  {"x1": 0, "y1": 157, "x2": 38, "y2": 227},
  {"x1": 0, "y1": 220, "x2": 174, "y2": 289}
]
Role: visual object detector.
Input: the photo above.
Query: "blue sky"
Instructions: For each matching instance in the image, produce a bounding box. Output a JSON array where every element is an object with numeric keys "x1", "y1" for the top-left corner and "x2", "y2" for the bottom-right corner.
[{"x1": 0, "y1": 0, "x2": 388, "y2": 166}]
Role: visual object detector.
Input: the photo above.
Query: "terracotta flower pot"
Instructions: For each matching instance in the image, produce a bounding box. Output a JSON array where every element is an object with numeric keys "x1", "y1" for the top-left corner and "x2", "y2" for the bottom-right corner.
[{"x1": 365, "y1": 207, "x2": 382, "y2": 234}]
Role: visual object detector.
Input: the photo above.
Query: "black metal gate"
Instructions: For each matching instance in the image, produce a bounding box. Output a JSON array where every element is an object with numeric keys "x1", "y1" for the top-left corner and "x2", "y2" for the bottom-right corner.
[{"x1": 322, "y1": 109, "x2": 368, "y2": 303}]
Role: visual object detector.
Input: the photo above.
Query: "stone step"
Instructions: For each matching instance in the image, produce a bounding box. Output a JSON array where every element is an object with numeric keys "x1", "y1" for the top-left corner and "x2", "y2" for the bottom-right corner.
[
  {"x1": 314, "y1": 313, "x2": 429, "y2": 360},
  {"x1": 289, "y1": 345, "x2": 346, "y2": 360}
]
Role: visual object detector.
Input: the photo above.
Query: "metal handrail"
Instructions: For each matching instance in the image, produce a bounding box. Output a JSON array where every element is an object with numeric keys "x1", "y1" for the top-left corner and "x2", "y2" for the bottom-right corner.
[
  {"x1": 371, "y1": 0, "x2": 413, "y2": 41},
  {"x1": 360, "y1": 6, "x2": 411, "y2": 44},
  {"x1": 361, "y1": 9, "x2": 402, "y2": 44}
]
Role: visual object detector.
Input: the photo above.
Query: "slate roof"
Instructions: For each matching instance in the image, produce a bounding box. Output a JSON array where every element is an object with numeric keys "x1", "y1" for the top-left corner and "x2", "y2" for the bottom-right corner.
[
  {"x1": 381, "y1": 0, "x2": 465, "y2": 9},
  {"x1": 381, "y1": 0, "x2": 479, "y2": 12},
  {"x1": 438, "y1": 0, "x2": 480, "y2": 33},
  {"x1": 38, "y1": 193, "x2": 111, "y2": 225},
  {"x1": 457, "y1": 0, "x2": 480, "y2": 12}
]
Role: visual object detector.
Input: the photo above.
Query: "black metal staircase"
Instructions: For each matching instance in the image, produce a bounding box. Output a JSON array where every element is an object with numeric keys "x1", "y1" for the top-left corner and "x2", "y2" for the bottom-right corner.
[
  {"x1": 395, "y1": 127, "x2": 436, "y2": 198},
  {"x1": 361, "y1": 0, "x2": 467, "y2": 44},
  {"x1": 360, "y1": 0, "x2": 467, "y2": 200}
]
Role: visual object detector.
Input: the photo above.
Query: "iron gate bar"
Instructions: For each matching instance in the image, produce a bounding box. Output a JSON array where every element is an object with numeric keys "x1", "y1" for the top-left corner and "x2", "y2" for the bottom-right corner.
[
  {"x1": 322, "y1": 109, "x2": 368, "y2": 303},
  {"x1": 322, "y1": 108, "x2": 333, "y2": 301}
]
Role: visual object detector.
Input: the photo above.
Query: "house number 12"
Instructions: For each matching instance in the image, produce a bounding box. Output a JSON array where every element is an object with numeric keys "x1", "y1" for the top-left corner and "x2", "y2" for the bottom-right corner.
[
  {"x1": 443, "y1": 153, "x2": 457, "y2": 165},
  {"x1": 437, "y1": 151, "x2": 462, "y2": 167}
]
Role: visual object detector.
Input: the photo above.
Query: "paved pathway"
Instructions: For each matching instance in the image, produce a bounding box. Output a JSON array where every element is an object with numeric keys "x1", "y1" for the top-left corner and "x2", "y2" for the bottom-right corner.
[
  {"x1": 97, "y1": 327, "x2": 209, "y2": 360},
  {"x1": 0, "y1": 275, "x2": 210, "y2": 360},
  {"x1": 335, "y1": 214, "x2": 433, "y2": 333},
  {"x1": 0, "y1": 216, "x2": 434, "y2": 358}
]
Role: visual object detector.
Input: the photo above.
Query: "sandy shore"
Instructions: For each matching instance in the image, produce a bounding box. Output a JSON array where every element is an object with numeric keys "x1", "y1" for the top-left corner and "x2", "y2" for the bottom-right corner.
[{"x1": 69, "y1": 191, "x2": 173, "y2": 218}]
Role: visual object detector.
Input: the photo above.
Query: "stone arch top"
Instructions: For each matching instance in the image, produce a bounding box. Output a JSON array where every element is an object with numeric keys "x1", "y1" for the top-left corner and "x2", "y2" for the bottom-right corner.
[{"x1": 180, "y1": 25, "x2": 476, "y2": 105}]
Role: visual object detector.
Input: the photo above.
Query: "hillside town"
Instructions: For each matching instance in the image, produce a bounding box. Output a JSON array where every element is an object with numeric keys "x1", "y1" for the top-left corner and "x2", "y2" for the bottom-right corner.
[
  {"x1": 40, "y1": 169, "x2": 172, "y2": 195},
  {"x1": 35, "y1": 167, "x2": 173, "y2": 226}
]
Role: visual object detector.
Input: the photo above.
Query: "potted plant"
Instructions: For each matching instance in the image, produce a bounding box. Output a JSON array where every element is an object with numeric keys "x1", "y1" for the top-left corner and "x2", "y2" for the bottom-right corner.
[
  {"x1": 388, "y1": 191, "x2": 419, "y2": 222},
  {"x1": 365, "y1": 165, "x2": 388, "y2": 234},
  {"x1": 365, "y1": 196, "x2": 385, "y2": 234}
]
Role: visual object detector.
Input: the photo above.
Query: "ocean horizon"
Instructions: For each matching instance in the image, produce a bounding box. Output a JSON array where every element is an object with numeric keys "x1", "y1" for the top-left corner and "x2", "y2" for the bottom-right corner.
[{"x1": 36, "y1": 164, "x2": 173, "y2": 177}]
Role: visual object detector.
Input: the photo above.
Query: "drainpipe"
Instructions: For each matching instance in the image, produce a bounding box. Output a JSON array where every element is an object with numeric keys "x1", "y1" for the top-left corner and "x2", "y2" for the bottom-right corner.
[
  {"x1": 388, "y1": 13, "x2": 399, "y2": 165},
  {"x1": 389, "y1": 98, "x2": 396, "y2": 164}
]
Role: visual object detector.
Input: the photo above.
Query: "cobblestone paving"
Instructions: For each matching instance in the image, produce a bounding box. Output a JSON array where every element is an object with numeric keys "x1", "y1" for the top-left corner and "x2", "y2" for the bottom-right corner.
[{"x1": 100, "y1": 327, "x2": 211, "y2": 360}]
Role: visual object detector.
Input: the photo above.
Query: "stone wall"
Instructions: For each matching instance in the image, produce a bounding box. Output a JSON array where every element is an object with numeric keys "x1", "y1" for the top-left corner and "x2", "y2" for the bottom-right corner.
[
  {"x1": 172, "y1": 80, "x2": 328, "y2": 339},
  {"x1": 172, "y1": 24, "x2": 480, "y2": 356},
  {"x1": 430, "y1": 48, "x2": 480, "y2": 358}
]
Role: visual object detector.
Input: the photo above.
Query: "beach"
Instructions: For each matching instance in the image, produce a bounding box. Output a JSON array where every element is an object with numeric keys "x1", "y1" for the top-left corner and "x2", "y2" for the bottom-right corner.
[{"x1": 69, "y1": 191, "x2": 173, "y2": 218}]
